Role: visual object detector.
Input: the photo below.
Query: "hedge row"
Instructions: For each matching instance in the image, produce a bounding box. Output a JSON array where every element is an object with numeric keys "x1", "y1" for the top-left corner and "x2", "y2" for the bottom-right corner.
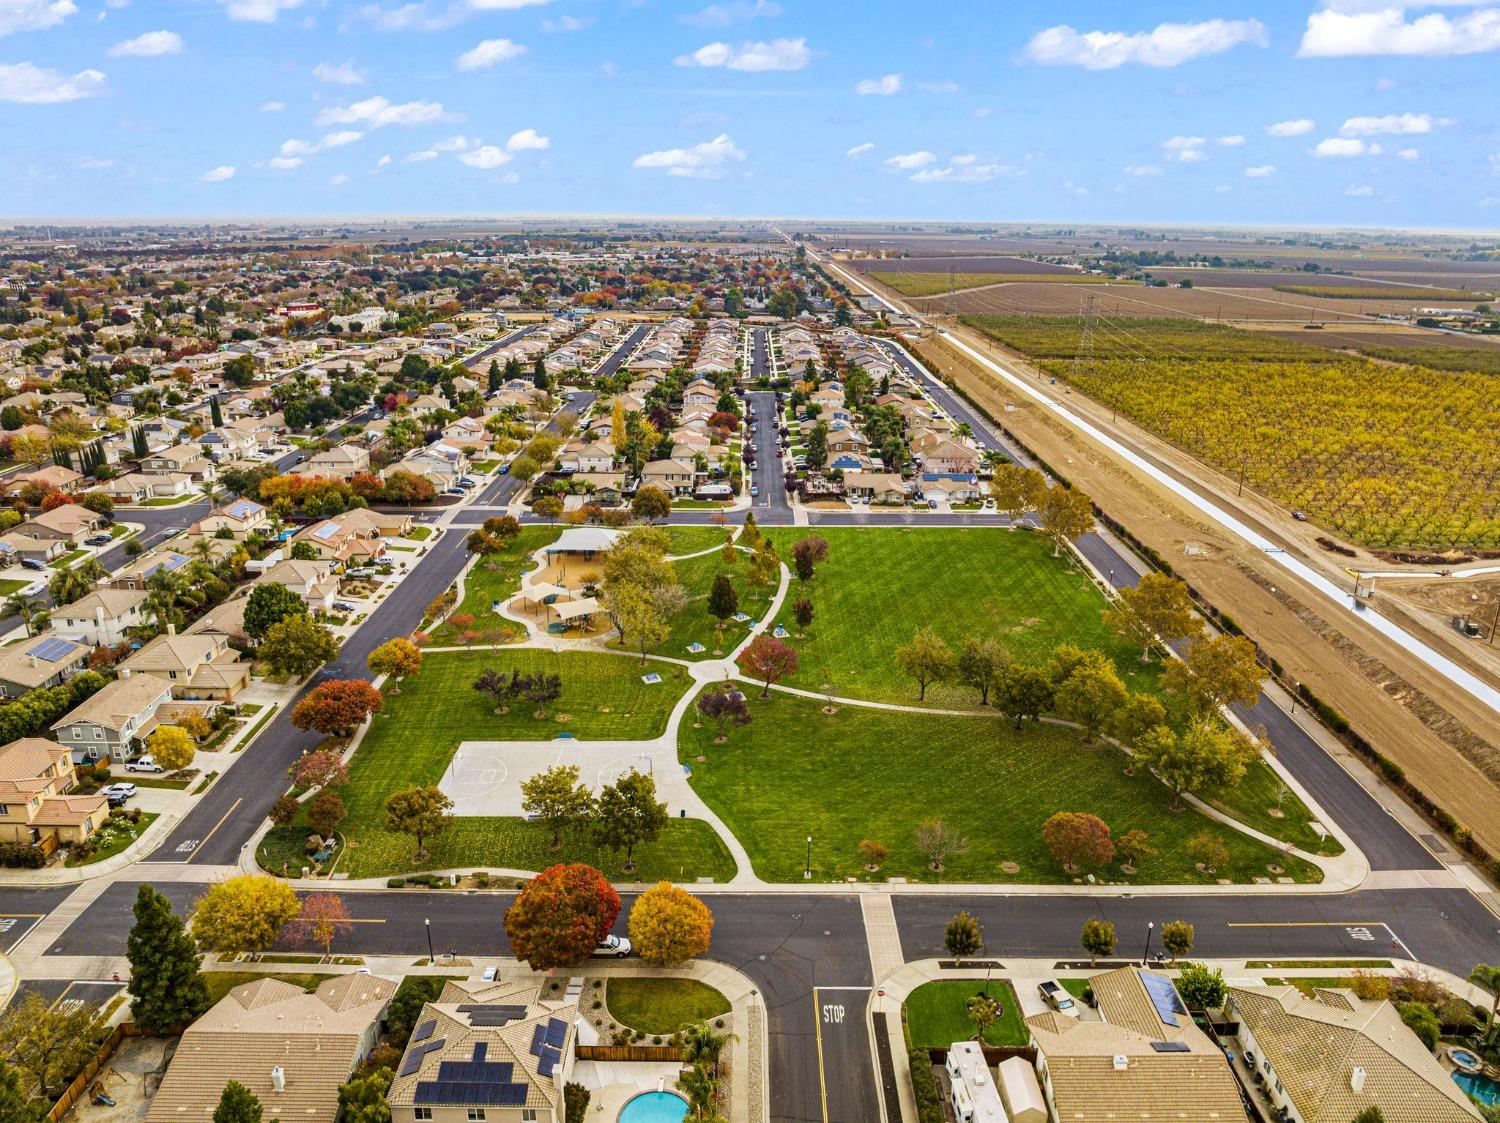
[{"x1": 908, "y1": 1048, "x2": 945, "y2": 1123}]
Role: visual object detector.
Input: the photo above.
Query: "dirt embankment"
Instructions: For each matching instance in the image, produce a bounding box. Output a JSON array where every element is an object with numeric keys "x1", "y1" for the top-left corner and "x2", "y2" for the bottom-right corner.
[{"x1": 914, "y1": 328, "x2": 1500, "y2": 854}]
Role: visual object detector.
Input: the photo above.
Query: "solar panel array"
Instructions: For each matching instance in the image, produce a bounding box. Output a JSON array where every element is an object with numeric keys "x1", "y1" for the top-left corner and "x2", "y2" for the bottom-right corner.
[
  {"x1": 544, "y1": 1018, "x2": 567, "y2": 1048},
  {"x1": 1150, "y1": 1040, "x2": 1191, "y2": 1052},
  {"x1": 457, "y1": 1003, "x2": 529, "y2": 1027},
  {"x1": 412, "y1": 1019, "x2": 436, "y2": 1043},
  {"x1": 413, "y1": 1043, "x2": 529, "y2": 1107},
  {"x1": 536, "y1": 1044, "x2": 561, "y2": 1078},
  {"x1": 397, "y1": 1039, "x2": 447, "y2": 1077},
  {"x1": 1140, "y1": 971, "x2": 1186, "y2": 1028},
  {"x1": 28, "y1": 636, "x2": 80, "y2": 662}
]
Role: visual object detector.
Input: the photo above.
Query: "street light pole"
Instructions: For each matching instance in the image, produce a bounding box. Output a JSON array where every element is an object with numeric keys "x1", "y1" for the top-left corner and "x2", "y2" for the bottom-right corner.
[
  {"x1": 425, "y1": 917, "x2": 435, "y2": 966},
  {"x1": 1141, "y1": 921, "x2": 1155, "y2": 967},
  {"x1": 805, "y1": 836, "x2": 812, "y2": 880}
]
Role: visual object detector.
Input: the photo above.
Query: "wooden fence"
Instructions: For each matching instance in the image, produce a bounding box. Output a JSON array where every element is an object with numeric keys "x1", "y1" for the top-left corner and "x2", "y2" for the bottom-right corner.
[
  {"x1": 46, "y1": 1025, "x2": 128, "y2": 1122},
  {"x1": 924, "y1": 1044, "x2": 1036, "y2": 1067},
  {"x1": 577, "y1": 1044, "x2": 685, "y2": 1062}
]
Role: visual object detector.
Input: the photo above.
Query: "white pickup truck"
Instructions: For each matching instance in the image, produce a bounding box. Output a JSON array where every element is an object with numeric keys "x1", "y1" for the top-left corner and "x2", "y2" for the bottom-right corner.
[
  {"x1": 1038, "y1": 980, "x2": 1079, "y2": 1017},
  {"x1": 125, "y1": 755, "x2": 165, "y2": 773}
]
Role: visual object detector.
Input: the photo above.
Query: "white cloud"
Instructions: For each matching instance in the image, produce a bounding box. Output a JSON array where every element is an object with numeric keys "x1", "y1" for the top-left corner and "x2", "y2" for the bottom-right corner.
[
  {"x1": 845, "y1": 142, "x2": 875, "y2": 158},
  {"x1": 73, "y1": 155, "x2": 115, "y2": 170},
  {"x1": 468, "y1": 0, "x2": 553, "y2": 8},
  {"x1": 221, "y1": 0, "x2": 303, "y2": 22},
  {"x1": 1300, "y1": 4, "x2": 1500, "y2": 57},
  {"x1": 458, "y1": 145, "x2": 511, "y2": 169},
  {"x1": 916, "y1": 79, "x2": 959, "y2": 93},
  {"x1": 329, "y1": 173, "x2": 348, "y2": 185},
  {"x1": 1243, "y1": 164, "x2": 1277, "y2": 176},
  {"x1": 854, "y1": 72, "x2": 901, "y2": 95},
  {"x1": 1375, "y1": 76, "x2": 1397, "y2": 91},
  {"x1": 1163, "y1": 135, "x2": 1207, "y2": 162},
  {"x1": 1266, "y1": 117, "x2": 1315, "y2": 136},
  {"x1": 883, "y1": 150, "x2": 936, "y2": 170},
  {"x1": 432, "y1": 135, "x2": 472, "y2": 151},
  {"x1": 682, "y1": 0, "x2": 779, "y2": 28},
  {"x1": 1024, "y1": 18, "x2": 1267, "y2": 68},
  {"x1": 268, "y1": 155, "x2": 301, "y2": 169},
  {"x1": 1313, "y1": 136, "x2": 1382, "y2": 156},
  {"x1": 107, "y1": 29, "x2": 182, "y2": 56},
  {"x1": 674, "y1": 37, "x2": 811, "y2": 70},
  {"x1": 376, "y1": 153, "x2": 392, "y2": 167},
  {"x1": 910, "y1": 157, "x2": 1016, "y2": 183},
  {"x1": 313, "y1": 59, "x2": 367, "y2": 84},
  {"x1": 200, "y1": 164, "x2": 235, "y2": 182},
  {"x1": 505, "y1": 127, "x2": 548, "y2": 151},
  {"x1": 319, "y1": 129, "x2": 363, "y2": 149},
  {"x1": 0, "y1": 0, "x2": 76, "y2": 36},
  {"x1": 1123, "y1": 164, "x2": 1163, "y2": 176},
  {"x1": 1218, "y1": 134, "x2": 1245, "y2": 146},
  {"x1": 1397, "y1": 146, "x2": 1420, "y2": 159},
  {"x1": 632, "y1": 132, "x2": 746, "y2": 178},
  {"x1": 0, "y1": 61, "x2": 104, "y2": 102},
  {"x1": 1339, "y1": 111, "x2": 1448, "y2": 135},
  {"x1": 1345, "y1": 183, "x2": 1375, "y2": 196},
  {"x1": 456, "y1": 37, "x2": 526, "y2": 70},
  {"x1": 541, "y1": 14, "x2": 588, "y2": 31},
  {"x1": 260, "y1": 100, "x2": 285, "y2": 111},
  {"x1": 277, "y1": 130, "x2": 364, "y2": 164},
  {"x1": 316, "y1": 96, "x2": 448, "y2": 128},
  {"x1": 403, "y1": 149, "x2": 438, "y2": 162}
]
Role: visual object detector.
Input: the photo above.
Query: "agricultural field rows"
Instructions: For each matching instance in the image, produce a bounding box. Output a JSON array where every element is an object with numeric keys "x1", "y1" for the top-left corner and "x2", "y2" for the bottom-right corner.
[{"x1": 869, "y1": 271, "x2": 1106, "y2": 296}]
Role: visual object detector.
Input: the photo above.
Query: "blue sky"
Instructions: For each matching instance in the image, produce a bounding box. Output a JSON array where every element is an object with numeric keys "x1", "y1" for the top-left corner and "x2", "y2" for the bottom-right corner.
[{"x1": 2, "y1": 0, "x2": 1498, "y2": 226}]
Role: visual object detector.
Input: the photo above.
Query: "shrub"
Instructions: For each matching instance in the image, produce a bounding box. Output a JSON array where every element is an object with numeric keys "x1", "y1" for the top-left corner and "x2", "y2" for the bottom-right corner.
[
  {"x1": 908, "y1": 1048, "x2": 944, "y2": 1123},
  {"x1": 386, "y1": 878, "x2": 405, "y2": 889},
  {"x1": 0, "y1": 842, "x2": 44, "y2": 868}
]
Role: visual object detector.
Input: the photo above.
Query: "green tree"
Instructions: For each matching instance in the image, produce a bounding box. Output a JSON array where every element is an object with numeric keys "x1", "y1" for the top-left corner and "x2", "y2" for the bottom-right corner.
[
  {"x1": 0, "y1": 991, "x2": 107, "y2": 1101},
  {"x1": 1350, "y1": 1109, "x2": 1386, "y2": 1123},
  {"x1": 1054, "y1": 662, "x2": 1128, "y2": 741},
  {"x1": 992, "y1": 664, "x2": 1054, "y2": 729},
  {"x1": 338, "y1": 1067, "x2": 394, "y2": 1123},
  {"x1": 213, "y1": 1080, "x2": 263, "y2": 1123},
  {"x1": 1133, "y1": 720, "x2": 1258, "y2": 809},
  {"x1": 383, "y1": 785, "x2": 454, "y2": 861},
  {"x1": 1467, "y1": 963, "x2": 1500, "y2": 1031},
  {"x1": 260, "y1": 613, "x2": 340, "y2": 678},
  {"x1": 894, "y1": 627, "x2": 955, "y2": 702},
  {"x1": 0, "y1": 1063, "x2": 43, "y2": 1123},
  {"x1": 1163, "y1": 635, "x2": 1266, "y2": 716},
  {"x1": 944, "y1": 910, "x2": 984, "y2": 965},
  {"x1": 1040, "y1": 484, "x2": 1095, "y2": 557},
  {"x1": 956, "y1": 636, "x2": 1009, "y2": 705},
  {"x1": 631, "y1": 485, "x2": 671, "y2": 521},
  {"x1": 1103, "y1": 573, "x2": 1202, "y2": 661},
  {"x1": 244, "y1": 582, "x2": 307, "y2": 641},
  {"x1": 593, "y1": 768, "x2": 668, "y2": 872},
  {"x1": 520, "y1": 764, "x2": 596, "y2": 849},
  {"x1": 1160, "y1": 919, "x2": 1195, "y2": 963},
  {"x1": 127, "y1": 884, "x2": 210, "y2": 1032},
  {"x1": 706, "y1": 572, "x2": 738, "y2": 629},
  {"x1": 1113, "y1": 693, "x2": 1168, "y2": 749},
  {"x1": 1176, "y1": 962, "x2": 1227, "y2": 1011},
  {"x1": 1398, "y1": 1002, "x2": 1441, "y2": 1051},
  {"x1": 290, "y1": 540, "x2": 318, "y2": 561},
  {"x1": 988, "y1": 464, "x2": 1047, "y2": 523},
  {"x1": 966, "y1": 991, "x2": 1001, "y2": 1043},
  {"x1": 1079, "y1": 917, "x2": 1116, "y2": 965}
]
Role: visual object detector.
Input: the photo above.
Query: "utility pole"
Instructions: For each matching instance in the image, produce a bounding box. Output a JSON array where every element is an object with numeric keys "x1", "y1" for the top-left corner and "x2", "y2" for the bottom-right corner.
[{"x1": 1490, "y1": 599, "x2": 1499, "y2": 647}]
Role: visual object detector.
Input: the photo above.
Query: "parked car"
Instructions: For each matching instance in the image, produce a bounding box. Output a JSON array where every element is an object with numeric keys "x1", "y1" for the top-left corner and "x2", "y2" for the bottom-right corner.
[
  {"x1": 1038, "y1": 980, "x2": 1079, "y2": 1017},
  {"x1": 100, "y1": 782, "x2": 137, "y2": 806},
  {"x1": 593, "y1": 934, "x2": 632, "y2": 958},
  {"x1": 750, "y1": 485, "x2": 760, "y2": 497},
  {"x1": 86, "y1": 533, "x2": 113, "y2": 547},
  {"x1": 125, "y1": 756, "x2": 164, "y2": 774},
  {"x1": 750, "y1": 461, "x2": 758, "y2": 471},
  {"x1": 332, "y1": 601, "x2": 357, "y2": 612},
  {"x1": 19, "y1": 581, "x2": 46, "y2": 598},
  {"x1": 346, "y1": 567, "x2": 376, "y2": 578},
  {"x1": 20, "y1": 557, "x2": 46, "y2": 571},
  {"x1": 776, "y1": 449, "x2": 784, "y2": 459},
  {"x1": 444, "y1": 487, "x2": 466, "y2": 496}
]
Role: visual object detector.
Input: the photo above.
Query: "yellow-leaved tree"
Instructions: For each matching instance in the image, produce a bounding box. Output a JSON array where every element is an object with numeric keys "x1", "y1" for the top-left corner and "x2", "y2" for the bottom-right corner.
[
  {"x1": 627, "y1": 881, "x2": 714, "y2": 967},
  {"x1": 148, "y1": 725, "x2": 196, "y2": 771},
  {"x1": 191, "y1": 874, "x2": 300, "y2": 958}
]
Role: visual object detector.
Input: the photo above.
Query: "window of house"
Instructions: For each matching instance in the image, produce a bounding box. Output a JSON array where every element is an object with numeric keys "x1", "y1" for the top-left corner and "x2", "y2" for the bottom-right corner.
[
  {"x1": 522, "y1": 1111, "x2": 537, "y2": 1122},
  {"x1": 466, "y1": 1110, "x2": 485, "y2": 1121},
  {"x1": 0, "y1": 804, "x2": 9, "y2": 815},
  {"x1": 93, "y1": 729, "x2": 103, "y2": 740},
  {"x1": 413, "y1": 1110, "x2": 431, "y2": 1121}
]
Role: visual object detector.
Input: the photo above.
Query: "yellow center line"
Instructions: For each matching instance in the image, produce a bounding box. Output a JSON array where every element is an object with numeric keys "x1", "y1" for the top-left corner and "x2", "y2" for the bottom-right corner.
[
  {"x1": 183, "y1": 797, "x2": 242, "y2": 864},
  {"x1": 1225, "y1": 921, "x2": 1383, "y2": 928},
  {"x1": 812, "y1": 987, "x2": 829, "y2": 1123}
]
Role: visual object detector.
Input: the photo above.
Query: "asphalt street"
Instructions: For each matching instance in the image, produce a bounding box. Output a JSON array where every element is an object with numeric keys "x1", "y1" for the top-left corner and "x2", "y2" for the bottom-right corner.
[{"x1": 745, "y1": 390, "x2": 792, "y2": 521}]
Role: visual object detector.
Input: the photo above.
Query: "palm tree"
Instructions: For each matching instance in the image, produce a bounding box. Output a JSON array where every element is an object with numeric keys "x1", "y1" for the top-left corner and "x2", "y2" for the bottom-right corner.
[
  {"x1": 1469, "y1": 964, "x2": 1500, "y2": 1040},
  {"x1": 3, "y1": 594, "x2": 35, "y2": 637}
]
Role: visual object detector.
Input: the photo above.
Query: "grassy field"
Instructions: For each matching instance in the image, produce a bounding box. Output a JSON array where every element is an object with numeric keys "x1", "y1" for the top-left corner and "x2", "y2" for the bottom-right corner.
[
  {"x1": 606, "y1": 978, "x2": 732, "y2": 1035},
  {"x1": 904, "y1": 980, "x2": 1028, "y2": 1048},
  {"x1": 1204, "y1": 758, "x2": 1343, "y2": 856},
  {"x1": 329, "y1": 650, "x2": 734, "y2": 879},
  {"x1": 619, "y1": 544, "x2": 776, "y2": 660},
  {"x1": 436, "y1": 526, "x2": 560, "y2": 640},
  {"x1": 762, "y1": 527, "x2": 1156, "y2": 707},
  {"x1": 667, "y1": 526, "x2": 733, "y2": 555},
  {"x1": 871, "y1": 272, "x2": 1108, "y2": 297},
  {"x1": 681, "y1": 689, "x2": 1318, "y2": 884}
]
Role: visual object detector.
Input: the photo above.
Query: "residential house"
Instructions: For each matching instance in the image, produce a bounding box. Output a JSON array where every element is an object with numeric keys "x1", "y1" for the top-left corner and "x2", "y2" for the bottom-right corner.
[
  {"x1": 184, "y1": 598, "x2": 252, "y2": 648},
  {"x1": 306, "y1": 444, "x2": 371, "y2": 478},
  {"x1": 641, "y1": 458, "x2": 695, "y2": 496},
  {"x1": 1026, "y1": 967, "x2": 1246, "y2": 1122},
  {"x1": 119, "y1": 629, "x2": 249, "y2": 701},
  {"x1": 52, "y1": 671, "x2": 175, "y2": 763},
  {"x1": 392, "y1": 442, "x2": 469, "y2": 493},
  {"x1": 0, "y1": 737, "x2": 106, "y2": 848},
  {"x1": 387, "y1": 977, "x2": 578, "y2": 1123},
  {"x1": 1226, "y1": 985, "x2": 1483, "y2": 1123},
  {"x1": 292, "y1": 507, "x2": 393, "y2": 564},
  {"x1": 558, "y1": 440, "x2": 614, "y2": 474},
  {"x1": 843, "y1": 471, "x2": 910, "y2": 504},
  {"x1": 921, "y1": 437, "x2": 980, "y2": 476},
  {"x1": 920, "y1": 473, "x2": 982, "y2": 503},
  {"x1": 570, "y1": 472, "x2": 625, "y2": 507},
  {"x1": 139, "y1": 442, "x2": 217, "y2": 482},
  {"x1": 255, "y1": 558, "x2": 339, "y2": 613},
  {"x1": 192, "y1": 498, "x2": 269, "y2": 538},
  {"x1": 23, "y1": 502, "x2": 105, "y2": 543},
  {"x1": 0, "y1": 635, "x2": 91, "y2": 698},
  {"x1": 108, "y1": 549, "x2": 192, "y2": 591},
  {"x1": 5, "y1": 464, "x2": 83, "y2": 496},
  {"x1": 681, "y1": 378, "x2": 720, "y2": 411},
  {"x1": 51, "y1": 588, "x2": 151, "y2": 647},
  {"x1": 146, "y1": 975, "x2": 396, "y2": 1123}
]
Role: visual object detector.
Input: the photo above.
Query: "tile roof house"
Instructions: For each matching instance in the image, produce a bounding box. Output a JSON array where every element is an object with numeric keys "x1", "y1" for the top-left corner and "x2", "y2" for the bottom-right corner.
[
  {"x1": 641, "y1": 458, "x2": 696, "y2": 496},
  {"x1": 1027, "y1": 967, "x2": 1246, "y2": 1123},
  {"x1": 51, "y1": 587, "x2": 151, "y2": 647},
  {"x1": 140, "y1": 442, "x2": 217, "y2": 481},
  {"x1": 307, "y1": 443, "x2": 372, "y2": 478},
  {"x1": 255, "y1": 558, "x2": 339, "y2": 613},
  {"x1": 191, "y1": 498, "x2": 269, "y2": 537},
  {"x1": 388, "y1": 977, "x2": 578, "y2": 1123},
  {"x1": 1226, "y1": 985, "x2": 1482, "y2": 1123},
  {"x1": 52, "y1": 670, "x2": 175, "y2": 763},
  {"x1": 292, "y1": 507, "x2": 391, "y2": 563},
  {"x1": 119, "y1": 629, "x2": 249, "y2": 701},
  {"x1": 0, "y1": 737, "x2": 106, "y2": 847},
  {"x1": 0, "y1": 634, "x2": 91, "y2": 698},
  {"x1": 146, "y1": 974, "x2": 396, "y2": 1123},
  {"x1": 5, "y1": 464, "x2": 84, "y2": 496}
]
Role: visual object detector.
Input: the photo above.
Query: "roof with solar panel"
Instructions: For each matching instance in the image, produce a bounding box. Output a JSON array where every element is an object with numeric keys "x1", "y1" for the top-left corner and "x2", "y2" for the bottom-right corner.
[{"x1": 387, "y1": 978, "x2": 578, "y2": 1116}]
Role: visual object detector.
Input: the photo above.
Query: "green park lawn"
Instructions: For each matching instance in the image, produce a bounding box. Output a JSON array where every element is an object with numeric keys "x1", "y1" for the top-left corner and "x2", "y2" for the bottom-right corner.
[
  {"x1": 763, "y1": 527, "x2": 1156, "y2": 707},
  {"x1": 679, "y1": 689, "x2": 1319, "y2": 885},
  {"x1": 606, "y1": 978, "x2": 732, "y2": 1035},
  {"x1": 1204, "y1": 758, "x2": 1344, "y2": 857},
  {"x1": 904, "y1": 980, "x2": 1029, "y2": 1048},
  {"x1": 666, "y1": 526, "x2": 733, "y2": 556},
  {"x1": 611, "y1": 544, "x2": 776, "y2": 661},
  {"x1": 328, "y1": 650, "x2": 734, "y2": 879},
  {"x1": 435, "y1": 526, "x2": 560, "y2": 640}
]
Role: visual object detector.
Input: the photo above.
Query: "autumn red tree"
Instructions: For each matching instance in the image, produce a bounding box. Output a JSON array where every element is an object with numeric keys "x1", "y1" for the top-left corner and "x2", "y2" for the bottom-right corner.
[
  {"x1": 503, "y1": 863, "x2": 621, "y2": 971},
  {"x1": 1041, "y1": 812, "x2": 1116, "y2": 871},
  {"x1": 738, "y1": 634, "x2": 799, "y2": 698},
  {"x1": 290, "y1": 748, "x2": 349, "y2": 791},
  {"x1": 290, "y1": 679, "x2": 384, "y2": 736},
  {"x1": 287, "y1": 892, "x2": 354, "y2": 957},
  {"x1": 349, "y1": 472, "x2": 385, "y2": 500},
  {"x1": 40, "y1": 490, "x2": 75, "y2": 512}
]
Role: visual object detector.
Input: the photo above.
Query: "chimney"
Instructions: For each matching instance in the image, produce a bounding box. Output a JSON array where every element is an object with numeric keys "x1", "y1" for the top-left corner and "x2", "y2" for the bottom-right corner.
[
  {"x1": 28, "y1": 655, "x2": 36, "y2": 668},
  {"x1": 1350, "y1": 1067, "x2": 1366, "y2": 1093},
  {"x1": 1112, "y1": 1055, "x2": 1128, "y2": 1072},
  {"x1": 120, "y1": 667, "x2": 131, "y2": 679},
  {"x1": 271, "y1": 1067, "x2": 285, "y2": 1093},
  {"x1": 166, "y1": 622, "x2": 176, "y2": 635}
]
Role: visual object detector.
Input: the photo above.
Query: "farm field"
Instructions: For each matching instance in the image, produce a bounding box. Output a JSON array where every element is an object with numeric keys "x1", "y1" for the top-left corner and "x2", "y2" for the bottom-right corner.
[
  {"x1": 679, "y1": 689, "x2": 1320, "y2": 885},
  {"x1": 927, "y1": 282, "x2": 1444, "y2": 322},
  {"x1": 857, "y1": 255, "x2": 1081, "y2": 274},
  {"x1": 1273, "y1": 284, "x2": 1494, "y2": 301},
  {"x1": 870, "y1": 271, "x2": 1106, "y2": 297},
  {"x1": 962, "y1": 313, "x2": 1500, "y2": 549}
]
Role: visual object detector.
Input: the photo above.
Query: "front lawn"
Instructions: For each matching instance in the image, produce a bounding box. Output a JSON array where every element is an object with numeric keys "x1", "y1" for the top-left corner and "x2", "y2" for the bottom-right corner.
[
  {"x1": 328, "y1": 650, "x2": 729, "y2": 879},
  {"x1": 680, "y1": 689, "x2": 1319, "y2": 885},
  {"x1": 763, "y1": 527, "x2": 1156, "y2": 707},
  {"x1": 436, "y1": 526, "x2": 560, "y2": 640},
  {"x1": 406, "y1": 525, "x2": 434, "y2": 541},
  {"x1": 606, "y1": 978, "x2": 732, "y2": 1035},
  {"x1": 65, "y1": 812, "x2": 159, "y2": 866},
  {"x1": 0, "y1": 578, "x2": 28, "y2": 596},
  {"x1": 904, "y1": 980, "x2": 1028, "y2": 1048}
]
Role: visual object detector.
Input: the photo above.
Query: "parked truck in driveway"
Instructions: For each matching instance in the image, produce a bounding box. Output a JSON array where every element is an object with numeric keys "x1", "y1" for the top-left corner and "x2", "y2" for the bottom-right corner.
[{"x1": 1038, "y1": 979, "x2": 1079, "y2": 1016}]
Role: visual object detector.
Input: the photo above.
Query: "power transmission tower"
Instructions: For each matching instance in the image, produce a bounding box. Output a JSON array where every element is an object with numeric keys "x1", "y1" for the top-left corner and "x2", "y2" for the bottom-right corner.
[
  {"x1": 1071, "y1": 293, "x2": 1097, "y2": 381},
  {"x1": 943, "y1": 262, "x2": 958, "y2": 319}
]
